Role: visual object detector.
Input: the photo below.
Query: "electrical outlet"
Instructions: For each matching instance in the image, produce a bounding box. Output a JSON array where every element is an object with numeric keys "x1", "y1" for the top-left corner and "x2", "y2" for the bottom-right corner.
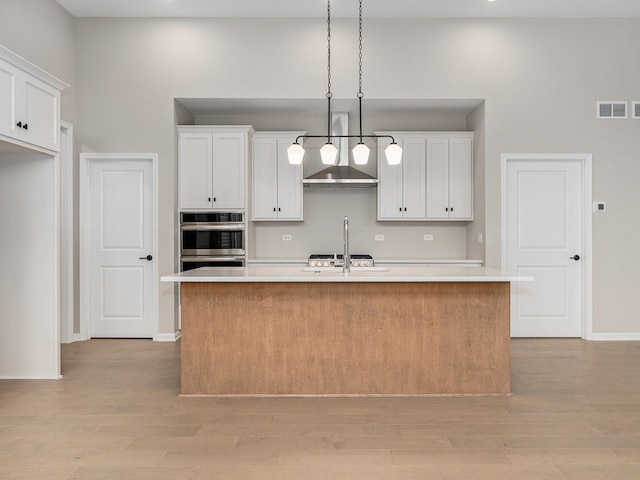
[
  {"x1": 477, "y1": 232, "x2": 483, "y2": 244},
  {"x1": 282, "y1": 235, "x2": 292, "y2": 241},
  {"x1": 375, "y1": 234, "x2": 384, "y2": 241},
  {"x1": 423, "y1": 234, "x2": 434, "y2": 241}
]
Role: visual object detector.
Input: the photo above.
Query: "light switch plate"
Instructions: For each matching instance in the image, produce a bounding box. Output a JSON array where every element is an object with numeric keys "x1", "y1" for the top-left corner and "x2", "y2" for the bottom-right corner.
[
  {"x1": 375, "y1": 235, "x2": 384, "y2": 241},
  {"x1": 423, "y1": 235, "x2": 434, "y2": 241},
  {"x1": 282, "y1": 235, "x2": 292, "y2": 241}
]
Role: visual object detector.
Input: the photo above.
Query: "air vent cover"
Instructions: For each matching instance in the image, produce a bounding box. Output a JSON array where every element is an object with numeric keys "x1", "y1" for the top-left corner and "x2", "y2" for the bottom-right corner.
[{"x1": 597, "y1": 101, "x2": 627, "y2": 119}]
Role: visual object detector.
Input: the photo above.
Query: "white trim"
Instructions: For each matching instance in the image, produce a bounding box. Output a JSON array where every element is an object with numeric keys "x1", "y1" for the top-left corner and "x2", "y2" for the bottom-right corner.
[
  {"x1": 501, "y1": 153, "x2": 593, "y2": 340},
  {"x1": 156, "y1": 331, "x2": 182, "y2": 342},
  {"x1": 80, "y1": 153, "x2": 159, "y2": 341},
  {"x1": 0, "y1": 44, "x2": 70, "y2": 91},
  {"x1": 59, "y1": 122, "x2": 74, "y2": 343},
  {"x1": 589, "y1": 333, "x2": 640, "y2": 341}
]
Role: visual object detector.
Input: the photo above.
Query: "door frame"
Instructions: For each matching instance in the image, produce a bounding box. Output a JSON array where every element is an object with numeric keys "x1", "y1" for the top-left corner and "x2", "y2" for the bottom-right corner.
[
  {"x1": 501, "y1": 153, "x2": 593, "y2": 339},
  {"x1": 59, "y1": 122, "x2": 74, "y2": 343},
  {"x1": 79, "y1": 153, "x2": 159, "y2": 341}
]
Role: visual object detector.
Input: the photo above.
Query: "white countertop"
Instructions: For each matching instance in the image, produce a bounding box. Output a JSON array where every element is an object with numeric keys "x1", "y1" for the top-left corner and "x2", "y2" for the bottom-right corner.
[{"x1": 161, "y1": 265, "x2": 532, "y2": 283}]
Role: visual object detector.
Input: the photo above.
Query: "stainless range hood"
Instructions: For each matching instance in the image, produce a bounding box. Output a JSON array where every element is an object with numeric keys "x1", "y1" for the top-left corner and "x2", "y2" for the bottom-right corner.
[{"x1": 303, "y1": 113, "x2": 379, "y2": 188}]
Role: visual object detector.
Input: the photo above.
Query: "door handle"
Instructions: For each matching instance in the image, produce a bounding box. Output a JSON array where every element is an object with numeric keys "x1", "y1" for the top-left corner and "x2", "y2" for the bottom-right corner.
[
  {"x1": 570, "y1": 254, "x2": 580, "y2": 261},
  {"x1": 139, "y1": 255, "x2": 153, "y2": 261}
]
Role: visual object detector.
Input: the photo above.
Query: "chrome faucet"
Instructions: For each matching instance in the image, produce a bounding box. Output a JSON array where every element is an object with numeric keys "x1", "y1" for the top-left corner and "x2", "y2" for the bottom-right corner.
[{"x1": 343, "y1": 216, "x2": 350, "y2": 273}]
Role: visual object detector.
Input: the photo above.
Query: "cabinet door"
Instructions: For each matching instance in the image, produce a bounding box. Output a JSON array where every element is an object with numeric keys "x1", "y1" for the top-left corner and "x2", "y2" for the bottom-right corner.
[
  {"x1": 0, "y1": 58, "x2": 19, "y2": 141},
  {"x1": 276, "y1": 137, "x2": 303, "y2": 220},
  {"x1": 212, "y1": 132, "x2": 246, "y2": 209},
  {"x1": 252, "y1": 137, "x2": 278, "y2": 219},
  {"x1": 377, "y1": 138, "x2": 403, "y2": 219},
  {"x1": 401, "y1": 138, "x2": 426, "y2": 219},
  {"x1": 426, "y1": 137, "x2": 450, "y2": 219},
  {"x1": 21, "y1": 75, "x2": 60, "y2": 151},
  {"x1": 448, "y1": 137, "x2": 473, "y2": 220},
  {"x1": 178, "y1": 131, "x2": 213, "y2": 210}
]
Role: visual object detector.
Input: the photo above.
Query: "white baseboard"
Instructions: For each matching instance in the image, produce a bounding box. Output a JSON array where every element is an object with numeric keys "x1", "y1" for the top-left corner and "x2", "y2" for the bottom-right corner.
[
  {"x1": 73, "y1": 333, "x2": 82, "y2": 342},
  {"x1": 156, "y1": 331, "x2": 181, "y2": 342},
  {"x1": 588, "y1": 333, "x2": 640, "y2": 341}
]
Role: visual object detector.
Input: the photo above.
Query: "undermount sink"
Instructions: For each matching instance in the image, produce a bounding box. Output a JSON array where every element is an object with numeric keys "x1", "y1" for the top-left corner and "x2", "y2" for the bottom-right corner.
[{"x1": 302, "y1": 266, "x2": 389, "y2": 273}]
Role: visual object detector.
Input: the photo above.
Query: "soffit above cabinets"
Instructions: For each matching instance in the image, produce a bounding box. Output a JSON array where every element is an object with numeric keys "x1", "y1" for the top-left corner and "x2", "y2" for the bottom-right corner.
[
  {"x1": 56, "y1": 0, "x2": 640, "y2": 19},
  {"x1": 175, "y1": 98, "x2": 484, "y2": 118}
]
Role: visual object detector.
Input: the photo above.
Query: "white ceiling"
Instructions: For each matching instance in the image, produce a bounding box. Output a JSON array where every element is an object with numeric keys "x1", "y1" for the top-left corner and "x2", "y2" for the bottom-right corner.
[{"x1": 55, "y1": 0, "x2": 640, "y2": 19}]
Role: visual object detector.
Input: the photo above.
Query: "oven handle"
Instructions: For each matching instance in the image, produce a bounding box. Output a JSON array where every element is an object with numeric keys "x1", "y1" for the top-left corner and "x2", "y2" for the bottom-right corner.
[
  {"x1": 180, "y1": 224, "x2": 245, "y2": 231},
  {"x1": 181, "y1": 256, "x2": 245, "y2": 262}
]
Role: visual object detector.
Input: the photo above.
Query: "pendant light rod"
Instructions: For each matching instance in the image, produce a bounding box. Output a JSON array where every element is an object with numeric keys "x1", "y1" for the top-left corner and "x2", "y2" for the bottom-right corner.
[
  {"x1": 357, "y1": 0, "x2": 364, "y2": 144},
  {"x1": 326, "y1": 0, "x2": 332, "y2": 145}
]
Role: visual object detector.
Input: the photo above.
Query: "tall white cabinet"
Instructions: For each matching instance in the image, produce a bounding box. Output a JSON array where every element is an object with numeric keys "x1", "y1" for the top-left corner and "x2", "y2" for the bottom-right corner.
[
  {"x1": 177, "y1": 126, "x2": 253, "y2": 210},
  {"x1": 377, "y1": 132, "x2": 473, "y2": 222},
  {"x1": 252, "y1": 132, "x2": 304, "y2": 221},
  {"x1": 0, "y1": 45, "x2": 69, "y2": 380}
]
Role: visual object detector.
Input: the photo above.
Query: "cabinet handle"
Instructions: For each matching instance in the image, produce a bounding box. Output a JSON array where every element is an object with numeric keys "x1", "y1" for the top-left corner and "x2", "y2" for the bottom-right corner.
[
  {"x1": 404, "y1": 207, "x2": 407, "y2": 212},
  {"x1": 208, "y1": 197, "x2": 211, "y2": 202},
  {"x1": 23, "y1": 123, "x2": 28, "y2": 130},
  {"x1": 273, "y1": 208, "x2": 276, "y2": 212},
  {"x1": 16, "y1": 121, "x2": 22, "y2": 128},
  {"x1": 213, "y1": 197, "x2": 217, "y2": 202},
  {"x1": 278, "y1": 207, "x2": 281, "y2": 212},
  {"x1": 399, "y1": 207, "x2": 402, "y2": 212},
  {"x1": 445, "y1": 207, "x2": 449, "y2": 212}
]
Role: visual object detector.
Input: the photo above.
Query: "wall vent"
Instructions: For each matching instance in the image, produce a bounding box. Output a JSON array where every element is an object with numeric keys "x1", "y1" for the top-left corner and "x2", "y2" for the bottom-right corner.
[
  {"x1": 597, "y1": 101, "x2": 627, "y2": 119},
  {"x1": 633, "y1": 102, "x2": 640, "y2": 119}
]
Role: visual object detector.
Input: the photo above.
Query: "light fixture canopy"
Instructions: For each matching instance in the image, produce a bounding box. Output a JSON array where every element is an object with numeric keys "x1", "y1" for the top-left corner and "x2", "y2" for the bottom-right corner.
[{"x1": 287, "y1": 0, "x2": 402, "y2": 167}]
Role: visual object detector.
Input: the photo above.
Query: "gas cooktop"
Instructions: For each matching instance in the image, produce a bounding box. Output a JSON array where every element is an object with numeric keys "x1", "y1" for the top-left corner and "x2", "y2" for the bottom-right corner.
[{"x1": 308, "y1": 254, "x2": 374, "y2": 268}]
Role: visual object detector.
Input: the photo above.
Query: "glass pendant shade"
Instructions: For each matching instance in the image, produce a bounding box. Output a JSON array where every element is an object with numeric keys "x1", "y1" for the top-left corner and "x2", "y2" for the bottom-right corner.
[
  {"x1": 352, "y1": 142, "x2": 370, "y2": 165},
  {"x1": 320, "y1": 142, "x2": 338, "y2": 165},
  {"x1": 385, "y1": 142, "x2": 403, "y2": 165},
  {"x1": 287, "y1": 143, "x2": 305, "y2": 165}
]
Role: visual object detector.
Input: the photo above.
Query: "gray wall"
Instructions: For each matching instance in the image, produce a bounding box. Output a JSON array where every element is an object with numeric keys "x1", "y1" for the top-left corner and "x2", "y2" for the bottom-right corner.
[{"x1": 3, "y1": 4, "x2": 640, "y2": 336}]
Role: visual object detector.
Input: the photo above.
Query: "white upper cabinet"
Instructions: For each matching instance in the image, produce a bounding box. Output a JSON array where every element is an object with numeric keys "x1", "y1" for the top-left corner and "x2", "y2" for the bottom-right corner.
[
  {"x1": 426, "y1": 135, "x2": 473, "y2": 220},
  {"x1": 0, "y1": 46, "x2": 68, "y2": 153},
  {"x1": 378, "y1": 132, "x2": 473, "y2": 222},
  {"x1": 252, "y1": 132, "x2": 304, "y2": 221},
  {"x1": 377, "y1": 135, "x2": 426, "y2": 220},
  {"x1": 178, "y1": 126, "x2": 253, "y2": 211}
]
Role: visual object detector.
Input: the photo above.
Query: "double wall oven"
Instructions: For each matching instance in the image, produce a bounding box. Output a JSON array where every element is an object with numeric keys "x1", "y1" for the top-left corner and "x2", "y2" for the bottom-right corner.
[{"x1": 180, "y1": 212, "x2": 245, "y2": 271}]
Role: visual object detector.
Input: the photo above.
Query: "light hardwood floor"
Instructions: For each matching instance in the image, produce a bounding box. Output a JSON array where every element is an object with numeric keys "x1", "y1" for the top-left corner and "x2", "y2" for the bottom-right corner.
[{"x1": 1, "y1": 339, "x2": 640, "y2": 479}]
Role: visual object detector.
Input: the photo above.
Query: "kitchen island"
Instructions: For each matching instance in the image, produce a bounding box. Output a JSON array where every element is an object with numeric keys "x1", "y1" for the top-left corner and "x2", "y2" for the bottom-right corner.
[{"x1": 162, "y1": 265, "x2": 530, "y2": 396}]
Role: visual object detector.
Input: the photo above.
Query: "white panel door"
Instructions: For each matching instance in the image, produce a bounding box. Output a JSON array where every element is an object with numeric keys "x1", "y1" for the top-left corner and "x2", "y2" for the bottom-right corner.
[
  {"x1": 252, "y1": 136, "x2": 278, "y2": 219},
  {"x1": 0, "y1": 58, "x2": 18, "y2": 140},
  {"x1": 426, "y1": 137, "x2": 449, "y2": 219},
  {"x1": 507, "y1": 161, "x2": 582, "y2": 337},
  {"x1": 377, "y1": 137, "x2": 403, "y2": 219},
  {"x1": 276, "y1": 137, "x2": 302, "y2": 220},
  {"x1": 178, "y1": 131, "x2": 213, "y2": 210},
  {"x1": 211, "y1": 131, "x2": 245, "y2": 209},
  {"x1": 448, "y1": 137, "x2": 473, "y2": 220},
  {"x1": 401, "y1": 137, "x2": 426, "y2": 219},
  {"x1": 91, "y1": 161, "x2": 154, "y2": 338},
  {"x1": 21, "y1": 75, "x2": 59, "y2": 151}
]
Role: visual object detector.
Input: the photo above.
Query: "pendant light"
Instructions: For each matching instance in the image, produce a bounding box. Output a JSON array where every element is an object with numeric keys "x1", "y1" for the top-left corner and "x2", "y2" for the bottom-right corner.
[{"x1": 287, "y1": 0, "x2": 402, "y2": 166}]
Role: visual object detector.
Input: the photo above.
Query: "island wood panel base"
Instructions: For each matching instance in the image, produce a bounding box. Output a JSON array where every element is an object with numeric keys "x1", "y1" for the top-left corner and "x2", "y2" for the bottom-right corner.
[{"x1": 180, "y1": 282, "x2": 510, "y2": 395}]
